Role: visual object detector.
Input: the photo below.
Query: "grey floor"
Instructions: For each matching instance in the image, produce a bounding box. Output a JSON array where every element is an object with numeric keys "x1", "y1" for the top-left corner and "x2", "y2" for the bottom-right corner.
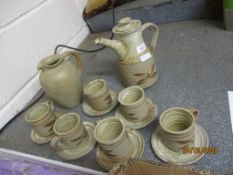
[{"x1": 0, "y1": 20, "x2": 233, "y2": 174}]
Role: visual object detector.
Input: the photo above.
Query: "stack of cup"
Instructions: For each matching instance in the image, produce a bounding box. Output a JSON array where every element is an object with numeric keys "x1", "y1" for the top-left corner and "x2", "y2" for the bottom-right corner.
[{"x1": 25, "y1": 101, "x2": 56, "y2": 144}]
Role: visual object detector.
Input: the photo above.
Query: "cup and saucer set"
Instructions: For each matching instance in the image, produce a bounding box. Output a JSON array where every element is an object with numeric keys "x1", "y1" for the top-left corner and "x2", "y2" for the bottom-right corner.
[{"x1": 25, "y1": 101, "x2": 96, "y2": 160}]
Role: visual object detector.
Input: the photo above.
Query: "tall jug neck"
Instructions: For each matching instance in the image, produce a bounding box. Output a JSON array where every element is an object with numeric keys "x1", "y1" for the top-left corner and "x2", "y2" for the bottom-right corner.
[{"x1": 38, "y1": 55, "x2": 64, "y2": 70}]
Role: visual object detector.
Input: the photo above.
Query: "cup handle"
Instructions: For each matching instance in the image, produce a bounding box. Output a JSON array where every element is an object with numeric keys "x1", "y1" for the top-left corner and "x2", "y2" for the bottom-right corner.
[
  {"x1": 60, "y1": 51, "x2": 83, "y2": 75},
  {"x1": 50, "y1": 136, "x2": 64, "y2": 150},
  {"x1": 189, "y1": 108, "x2": 199, "y2": 120},
  {"x1": 43, "y1": 100, "x2": 54, "y2": 111},
  {"x1": 141, "y1": 23, "x2": 159, "y2": 52}
]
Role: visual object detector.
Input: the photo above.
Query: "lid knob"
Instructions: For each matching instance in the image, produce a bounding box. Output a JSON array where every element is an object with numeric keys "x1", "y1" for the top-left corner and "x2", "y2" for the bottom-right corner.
[{"x1": 118, "y1": 17, "x2": 132, "y2": 24}]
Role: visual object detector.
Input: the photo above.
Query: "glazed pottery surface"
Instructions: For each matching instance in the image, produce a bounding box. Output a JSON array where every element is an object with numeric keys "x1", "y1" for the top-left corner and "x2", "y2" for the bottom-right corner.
[
  {"x1": 94, "y1": 117, "x2": 144, "y2": 171},
  {"x1": 82, "y1": 79, "x2": 118, "y2": 117},
  {"x1": 51, "y1": 113, "x2": 96, "y2": 160},
  {"x1": 159, "y1": 108, "x2": 198, "y2": 152},
  {"x1": 38, "y1": 51, "x2": 82, "y2": 108},
  {"x1": 84, "y1": 79, "x2": 112, "y2": 111},
  {"x1": 116, "y1": 86, "x2": 158, "y2": 129},
  {"x1": 95, "y1": 17, "x2": 159, "y2": 88},
  {"x1": 51, "y1": 113, "x2": 86, "y2": 149},
  {"x1": 25, "y1": 101, "x2": 56, "y2": 144},
  {"x1": 151, "y1": 124, "x2": 209, "y2": 165},
  {"x1": 151, "y1": 107, "x2": 209, "y2": 165},
  {"x1": 116, "y1": 98, "x2": 158, "y2": 129}
]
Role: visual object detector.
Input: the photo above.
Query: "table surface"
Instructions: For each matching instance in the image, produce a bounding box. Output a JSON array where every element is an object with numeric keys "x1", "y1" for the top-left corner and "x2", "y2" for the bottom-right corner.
[{"x1": 0, "y1": 20, "x2": 233, "y2": 174}]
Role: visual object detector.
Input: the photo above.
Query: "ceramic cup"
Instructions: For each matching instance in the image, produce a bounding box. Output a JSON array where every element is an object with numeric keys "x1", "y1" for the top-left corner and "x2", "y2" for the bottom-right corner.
[
  {"x1": 51, "y1": 113, "x2": 87, "y2": 150},
  {"x1": 94, "y1": 117, "x2": 132, "y2": 160},
  {"x1": 25, "y1": 101, "x2": 56, "y2": 138},
  {"x1": 83, "y1": 79, "x2": 112, "y2": 111},
  {"x1": 159, "y1": 107, "x2": 198, "y2": 152},
  {"x1": 118, "y1": 86, "x2": 149, "y2": 122}
]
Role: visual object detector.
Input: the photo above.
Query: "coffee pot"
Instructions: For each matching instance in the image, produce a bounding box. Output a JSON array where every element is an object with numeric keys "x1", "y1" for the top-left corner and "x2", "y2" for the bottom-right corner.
[{"x1": 95, "y1": 17, "x2": 159, "y2": 88}]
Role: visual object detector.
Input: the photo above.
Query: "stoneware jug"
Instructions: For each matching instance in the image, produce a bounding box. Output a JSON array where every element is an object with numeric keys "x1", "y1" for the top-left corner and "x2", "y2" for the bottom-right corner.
[
  {"x1": 38, "y1": 51, "x2": 82, "y2": 108},
  {"x1": 95, "y1": 17, "x2": 159, "y2": 88}
]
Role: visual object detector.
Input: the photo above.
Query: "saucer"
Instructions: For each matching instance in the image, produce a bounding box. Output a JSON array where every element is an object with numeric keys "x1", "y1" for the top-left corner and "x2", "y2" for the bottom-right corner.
[
  {"x1": 96, "y1": 129, "x2": 144, "y2": 171},
  {"x1": 151, "y1": 124, "x2": 209, "y2": 165},
  {"x1": 55, "y1": 122, "x2": 96, "y2": 160},
  {"x1": 115, "y1": 98, "x2": 158, "y2": 129},
  {"x1": 30, "y1": 129, "x2": 54, "y2": 144},
  {"x1": 82, "y1": 91, "x2": 118, "y2": 117}
]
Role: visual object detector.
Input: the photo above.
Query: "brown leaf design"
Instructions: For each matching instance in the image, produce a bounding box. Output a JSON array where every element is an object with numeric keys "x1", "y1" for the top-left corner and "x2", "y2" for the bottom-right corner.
[
  {"x1": 134, "y1": 73, "x2": 147, "y2": 77},
  {"x1": 149, "y1": 64, "x2": 155, "y2": 73},
  {"x1": 104, "y1": 95, "x2": 111, "y2": 101},
  {"x1": 137, "y1": 78, "x2": 147, "y2": 85},
  {"x1": 149, "y1": 72, "x2": 156, "y2": 78},
  {"x1": 176, "y1": 140, "x2": 193, "y2": 144}
]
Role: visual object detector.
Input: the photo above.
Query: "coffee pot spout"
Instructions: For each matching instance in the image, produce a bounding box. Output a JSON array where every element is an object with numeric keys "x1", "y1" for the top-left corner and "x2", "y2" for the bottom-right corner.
[{"x1": 94, "y1": 38, "x2": 128, "y2": 61}]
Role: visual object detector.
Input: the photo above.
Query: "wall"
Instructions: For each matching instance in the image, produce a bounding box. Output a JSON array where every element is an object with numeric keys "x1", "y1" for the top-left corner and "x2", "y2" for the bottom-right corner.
[{"x1": 0, "y1": 0, "x2": 89, "y2": 129}]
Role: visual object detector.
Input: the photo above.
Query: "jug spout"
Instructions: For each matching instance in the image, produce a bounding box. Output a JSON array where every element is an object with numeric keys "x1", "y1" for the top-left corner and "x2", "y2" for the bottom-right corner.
[{"x1": 95, "y1": 38, "x2": 128, "y2": 61}]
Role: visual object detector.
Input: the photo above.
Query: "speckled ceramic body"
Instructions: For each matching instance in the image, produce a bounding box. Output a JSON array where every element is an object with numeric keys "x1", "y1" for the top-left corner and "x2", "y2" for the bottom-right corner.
[
  {"x1": 50, "y1": 113, "x2": 96, "y2": 160},
  {"x1": 95, "y1": 17, "x2": 159, "y2": 88},
  {"x1": 159, "y1": 108, "x2": 198, "y2": 152},
  {"x1": 51, "y1": 113, "x2": 86, "y2": 150},
  {"x1": 82, "y1": 79, "x2": 119, "y2": 117},
  {"x1": 25, "y1": 101, "x2": 56, "y2": 144},
  {"x1": 84, "y1": 79, "x2": 112, "y2": 111},
  {"x1": 94, "y1": 117, "x2": 132, "y2": 158},
  {"x1": 38, "y1": 51, "x2": 82, "y2": 108},
  {"x1": 118, "y1": 86, "x2": 148, "y2": 121},
  {"x1": 94, "y1": 117, "x2": 144, "y2": 170}
]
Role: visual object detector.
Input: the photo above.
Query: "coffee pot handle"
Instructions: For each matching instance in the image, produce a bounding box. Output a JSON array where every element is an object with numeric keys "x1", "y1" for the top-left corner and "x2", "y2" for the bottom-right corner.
[
  {"x1": 189, "y1": 108, "x2": 199, "y2": 120},
  {"x1": 141, "y1": 23, "x2": 159, "y2": 52},
  {"x1": 60, "y1": 51, "x2": 83, "y2": 75}
]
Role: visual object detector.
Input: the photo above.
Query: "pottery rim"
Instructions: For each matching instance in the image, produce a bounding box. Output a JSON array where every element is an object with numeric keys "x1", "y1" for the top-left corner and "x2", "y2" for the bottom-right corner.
[
  {"x1": 84, "y1": 79, "x2": 107, "y2": 98},
  {"x1": 25, "y1": 103, "x2": 50, "y2": 123},
  {"x1": 159, "y1": 107, "x2": 196, "y2": 135},
  {"x1": 38, "y1": 54, "x2": 64, "y2": 70},
  {"x1": 112, "y1": 18, "x2": 142, "y2": 36},
  {"x1": 53, "y1": 113, "x2": 81, "y2": 136},
  {"x1": 94, "y1": 117, "x2": 126, "y2": 145},
  {"x1": 118, "y1": 86, "x2": 145, "y2": 107}
]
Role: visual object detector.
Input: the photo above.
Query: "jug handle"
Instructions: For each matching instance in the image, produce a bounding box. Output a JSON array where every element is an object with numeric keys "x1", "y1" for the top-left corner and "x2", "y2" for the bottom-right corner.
[
  {"x1": 141, "y1": 23, "x2": 159, "y2": 52},
  {"x1": 60, "y1": 51, "x2": 83, "y2": 75}
]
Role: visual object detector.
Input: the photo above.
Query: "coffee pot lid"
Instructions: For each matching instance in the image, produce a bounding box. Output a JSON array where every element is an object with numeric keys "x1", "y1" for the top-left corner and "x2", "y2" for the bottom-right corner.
[{"x1": 112, "y1": 17, "x2": 141, "y2": 35}]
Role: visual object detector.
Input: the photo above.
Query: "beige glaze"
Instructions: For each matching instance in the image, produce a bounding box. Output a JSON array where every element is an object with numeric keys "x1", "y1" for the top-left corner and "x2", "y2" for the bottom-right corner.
[
  {"x1": 94, "y1": 117, "x2": 144, "y2": 171},
  {"x1": 51, "y1": 113, "x2": 86, "y2": 150},
  {"x1": 83, "y1": 79, "x2": 112, "y2": 111},
  {"x1": 95, "y1": 17, "x2": 159, "y2": 88},
  {"x1": 25, "y1": 101, "x2": 56, "y2": 144},
  {"x1": 38, "y1": 51, "x2": 82, "y2": 108},
  {"x1": 116, "y1": 86, "x2": 158, "y2": 129},
  {"x1": 82, "y1": 79, "x2": 119, "y2": 117},
  {"x1": 159, "y1": 108, "x2": 198, "y2": 152},
  {"x1": 94, "y1": 117, "x2": 132, "y2": 159}
]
